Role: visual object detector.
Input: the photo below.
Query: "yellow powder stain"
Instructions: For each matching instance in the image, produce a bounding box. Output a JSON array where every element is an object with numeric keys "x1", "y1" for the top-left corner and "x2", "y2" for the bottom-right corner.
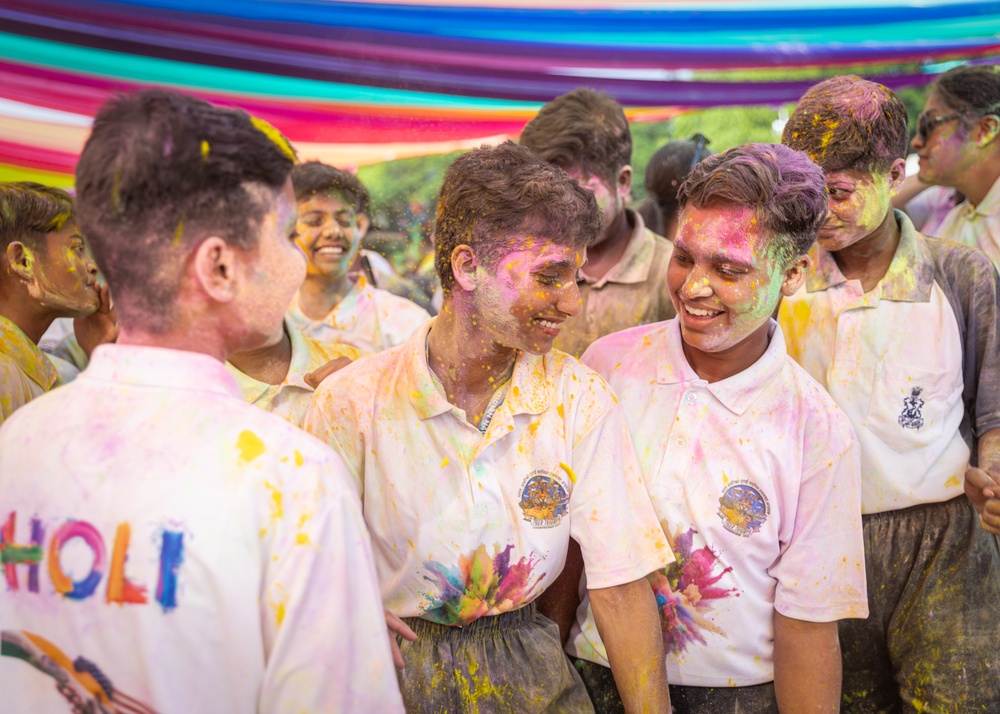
[
  {"x1": 237, "y1": 430, "x2": 266, "y2": 462},
  {"x1": 200, "y1": 140, "x2": 210, "y2": 157},
  {"x1": 250, "y1": 116, "x2": 296, "y2": 160},
  {"x1": 297, "y1": 512, "x2": 311, "y2": 529},
  {"x1": 407, "y1": 539, "x2": 415, "y2": 550},
  {"x1": 556, "y1": 404, "x2": 565, "y2": 419},
  {"x1": 527, "y1": 421, "x2": 540, "y2": 436},
  {"x1": 263, "y1": 481, "x2": 284, "y2": 521},
  {"x1": 259, "y1": 527, "x2": 267, "y2": 538},
  {"x1": 294, "y1": 450, "x2": 304, "y2": 467},
  {"x1": 722, "y1": 470, "x2": 729, "y2": 485},
  {"x1": 274, "y1": 600, "x2": 286, "y2": 627},
  {"x1": 559, "y1": 461, "x2": 578, "y2": 484},
  {"x1": 441, "y1": 457, "x2": 450, "y2": 468},
  {"x1": 172, "y1": 219, "x2": 184, "y2": 247},
  {"x1": 512, "y1": 385, "x2": 521, "y2": 397},
  {"x1": 295, "y1": 532, "x2": 311, "y2": 546},
  {"x1": 945, "y1": 475, "x2": 961, "y2": 488}
]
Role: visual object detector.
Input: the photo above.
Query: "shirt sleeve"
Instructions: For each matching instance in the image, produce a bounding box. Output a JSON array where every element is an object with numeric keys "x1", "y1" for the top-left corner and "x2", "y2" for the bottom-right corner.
[
  {"x1": 258, "y1": 454, "x2": 403, "y2": 713},
  {"x1": 302, "y1": 379, "x2": 366, "y2": 500},
  {"x1": 0, "y1": 359, "x2": 33, "y2": 426},
  {"x1": 569, "y1": 398, "x2": 675, "y2": 589},
  {"x1": 769, "y1": 408, "x2": 869, "y2": 622}
]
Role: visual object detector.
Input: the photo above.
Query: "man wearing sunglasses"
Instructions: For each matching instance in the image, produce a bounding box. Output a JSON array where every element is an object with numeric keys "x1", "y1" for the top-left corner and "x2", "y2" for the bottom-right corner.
[
  {"x1": 779, "y1": 74, "x2": 1000, "y2": 712},
  {"x1": 912, "y1": 64, "x2": 1000, "y2": 269}
]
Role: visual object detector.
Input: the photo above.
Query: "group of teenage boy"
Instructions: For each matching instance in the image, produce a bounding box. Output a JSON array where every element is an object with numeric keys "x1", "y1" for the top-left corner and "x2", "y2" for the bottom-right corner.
[{"x1": 0, "y1": 63, "x2": 998, "y2": 714}]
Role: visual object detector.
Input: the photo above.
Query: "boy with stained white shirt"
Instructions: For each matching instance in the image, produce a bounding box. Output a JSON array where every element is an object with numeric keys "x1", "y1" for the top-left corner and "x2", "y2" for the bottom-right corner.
[
  {"x1": 0, "y1": 90, "x2": 402, "y2": 713},
  {"x1": 565, "y1": 143, "x2": 868, "y2": 714},
  {"x1": 286, "y1": 161, "x2": 431, "y2": 352},
  {"x1": 781, "y1": 75, "x2": 1000, "y2": 711},
  {"x1": 305, "y1": 141, "x2": 674, "y2": 714}
]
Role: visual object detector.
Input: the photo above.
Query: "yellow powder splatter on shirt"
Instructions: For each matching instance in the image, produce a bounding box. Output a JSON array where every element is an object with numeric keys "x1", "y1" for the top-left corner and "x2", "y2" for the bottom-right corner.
[
  {"x1": 295, "y1": 532, "x2": 311, "y2": 546},
  {"x1": 294, "y1": 449, "x2": 304, "y2": 467},
  {"x1": 559, "y1": 461, "x2": 578, "y2": 484},
  {"x1": 945, "y1": 475, "x2": 961, "y2": 488},
  {"x1": 237, "y1": 430, "x2": 265, "y2": 462},
  {"x1": 263, "y1": 481, "x2": 284, "y2": 521}
]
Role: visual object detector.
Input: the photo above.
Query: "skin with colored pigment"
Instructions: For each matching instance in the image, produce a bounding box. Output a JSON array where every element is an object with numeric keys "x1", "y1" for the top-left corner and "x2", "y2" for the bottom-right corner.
[
  {"x1": 18, "y1": 222, "x2": 100, "y2": 321},
  {"x1": 564, "y1": 166, "x2": 632, "y2": 282},
  {"x1": 912, "y1": 90, "x2": 979, "y2": 190},
  {"x1": 669, "y1": 205, "x2": 803, "y2": 383}
]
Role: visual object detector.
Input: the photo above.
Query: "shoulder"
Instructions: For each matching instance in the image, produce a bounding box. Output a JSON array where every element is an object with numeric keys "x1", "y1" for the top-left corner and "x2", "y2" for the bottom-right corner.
[
  {"x1": 311, "y1": 342, "x2": 406, "y2": 413},
  {"x1": 370, "y1": 287, "x2": 433, "y2": 319},
  {"x1": 583, "y1": 320, "x2": 669, "y2": 376},
  {"x1": 541, "y1": 349, "x2": 619, "y2": 422},
  {"x1": 775, "y1": 356, "x2": 856, "y2": 447},
  {"x1": 925, "y1": 234, "x2": 999, "y2": 284}
]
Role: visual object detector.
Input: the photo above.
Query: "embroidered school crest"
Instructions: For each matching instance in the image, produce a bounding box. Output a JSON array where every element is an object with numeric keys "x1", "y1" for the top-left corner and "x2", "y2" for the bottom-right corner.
[
  {"x1": 717, "y1": 480, "x2": 770, "y2": 537},
  {"x1": 518, "y1": 470, "x2": 569, "y2": 528},
  {"x1": 898, "y1": 387, "x2": 925, "y2": 430}
]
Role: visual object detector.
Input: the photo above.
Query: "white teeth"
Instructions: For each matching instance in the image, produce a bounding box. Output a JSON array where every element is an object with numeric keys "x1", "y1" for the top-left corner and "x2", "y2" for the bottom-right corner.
[
  {"x1": 537, "y1": 320, "x2": 559, "y2": 329},
  {"x1": 685, "y1": 305, "x2": 721, "y2": 317},
  {"x1": 316, "y1": 246, "x2": 345, "y2": 256}
]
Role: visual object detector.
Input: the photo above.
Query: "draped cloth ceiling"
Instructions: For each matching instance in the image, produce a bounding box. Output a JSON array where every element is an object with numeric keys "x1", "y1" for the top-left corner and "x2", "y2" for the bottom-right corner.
[{"x1": 1, "y1": 0, "x2": 998, "y2": 184}]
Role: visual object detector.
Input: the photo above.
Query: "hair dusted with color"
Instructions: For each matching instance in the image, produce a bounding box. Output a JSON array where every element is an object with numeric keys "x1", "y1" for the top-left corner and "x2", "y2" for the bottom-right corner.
[
  {"x1": 933, "y1": 64, "x2": 1000, "y2": 129},
  {"x1": 782, "y1": 75, "x2": 909, "y2": 174},
  {"x1": 519, "y1": 88, "x2": 631, "y2": 184},
  {"x1": 74, "y1": 89, "x2": 296, "y2": 332},
  {"x1": 290, "y1": 161, "x2": 371, "y2": 216},
  {"x1": 434, "y1": 141, "x2": 602, "y2": 292},
  {"x1": 0, "y1": 182, "x2": 74, "y2": 255},
  {"x1": 678, "y1": 143, "x2": 828, "y2": 261}
]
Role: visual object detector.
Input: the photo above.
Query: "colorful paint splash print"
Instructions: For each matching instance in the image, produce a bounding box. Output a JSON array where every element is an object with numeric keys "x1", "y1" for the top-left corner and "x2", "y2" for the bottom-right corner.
[
  {"x1": 649, "y1": 526, "x2": 738, "y2": 655},
  {"x1": 420, "y1": 544, "x2": 546, "y2": 626}
]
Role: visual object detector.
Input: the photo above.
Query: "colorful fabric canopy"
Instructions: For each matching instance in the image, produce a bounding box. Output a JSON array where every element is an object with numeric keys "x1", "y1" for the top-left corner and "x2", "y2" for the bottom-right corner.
[{"x1": 1, "y1": 0, "x2": 998, "y2": 184}]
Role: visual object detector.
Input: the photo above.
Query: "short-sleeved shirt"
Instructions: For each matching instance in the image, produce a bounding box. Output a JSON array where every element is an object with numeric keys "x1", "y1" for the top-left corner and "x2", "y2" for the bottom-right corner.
[
  {"x1": 287, "y1": 275, "x2": 431, "y2": 353},
  {"x1": 936, "y1": 175, "x2": 1000, "y2": 268},
  {"x1": 0, "y1": 315, "x2": 59, "y2": 425},
  {"x1": 0, "y1": 344, "x2": 403, "y2": 713},
  {"x1": 304, "y1": 319, "x2": 674, "y2": 627},
  {"x1": 779, "y1": 211, "x2": 1000, "y2": 514},
  {"x1": 225, "y1": 320, "x2": 365, "y2": 428},
  {"x1": 554, "y1": 209, "x2": 676, "y2": 358},
  {"x1": 568, "y1": 318, "x2": 868, "y2": 687}
]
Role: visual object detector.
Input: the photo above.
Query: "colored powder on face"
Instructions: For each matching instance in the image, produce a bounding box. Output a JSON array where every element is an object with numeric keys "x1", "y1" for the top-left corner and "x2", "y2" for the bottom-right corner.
[{"x1": 236, "y1": 430, "x2": 265, "y2": 462}]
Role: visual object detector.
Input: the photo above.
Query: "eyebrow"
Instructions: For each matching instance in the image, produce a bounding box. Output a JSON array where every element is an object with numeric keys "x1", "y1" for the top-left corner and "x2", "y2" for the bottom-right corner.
[{"x1": 532, "y1": 259, "x2": 578, "y2": 271}]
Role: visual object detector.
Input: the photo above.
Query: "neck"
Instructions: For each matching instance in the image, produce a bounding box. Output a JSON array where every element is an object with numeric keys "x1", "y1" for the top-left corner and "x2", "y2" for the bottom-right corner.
[
  {"x1": 954, "y1": 154, "x2": 1000, "y2": 207},
  {"x1": 830, "y1": 211, "x2": 901, "y2": 292},
  {"x1": 227, "y1": 325, "x2": 293, "y2": 385},
  {"x1": 582, "y1": 209, "x2": 633, "y2": 281},
  {"x1": 117, "y1": 313, "x2": 232, "y2": 363},
  {"x1": 296, "y1": 273, "x2": 355, "y2": 320},
  {"x1": 427, "y1": 298, "x2": 517, "y2": 405},
  {"x1": 682, "y1": 321, "x2": 770, "y2": 384},
  {"x1": 0, "y1": 294, "x2": 59, "y2": 345}
]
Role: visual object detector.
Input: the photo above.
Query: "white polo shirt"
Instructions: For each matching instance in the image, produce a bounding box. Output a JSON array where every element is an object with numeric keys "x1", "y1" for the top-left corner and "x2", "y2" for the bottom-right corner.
[
  {"x1": 225, "y1": 320, "x2": 366, "y2": 428},
  {"x1": 287, "y1": 275, "x2": 431, "y2": 353},
  {"x1": 936, "y1": 174, "x2": 1000, "y2": 268},
  {"x1": 0, "y1": 344, "x2": 403, "y2": 713},
  {"x1": 304, "y1": 319, "x2": 674, "y2": 627},
  {"x1": 779, "y1": 211, "x2": 1000, "y2": 514},
  {"x1": 567, "y1": 318, "x2": 868, "y2": 687}
]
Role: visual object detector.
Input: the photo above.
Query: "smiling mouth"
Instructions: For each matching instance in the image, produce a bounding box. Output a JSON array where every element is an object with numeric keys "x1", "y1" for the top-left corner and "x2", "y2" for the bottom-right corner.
[
  {"x1": 534, "y1": 318, "x2": 563, "y2": 332},
  {"x1": 315, "y1": 245, "x2": 347, "y2": 258},
  {"x1": 683, "y1": 303, "x2": 723, "y2": 318}
]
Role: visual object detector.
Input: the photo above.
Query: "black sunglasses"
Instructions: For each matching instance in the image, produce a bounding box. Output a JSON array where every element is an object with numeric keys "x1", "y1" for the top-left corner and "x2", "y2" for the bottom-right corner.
[{"x1": 916, "y1": 112, "x2": 962, "y2": 142}]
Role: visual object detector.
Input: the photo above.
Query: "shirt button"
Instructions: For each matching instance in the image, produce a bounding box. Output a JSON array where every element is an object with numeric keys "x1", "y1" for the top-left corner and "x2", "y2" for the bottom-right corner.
[
  {"x1": 686, "y1": 393, "x2": 697, "y2": 403},
  {"x1": 675, "y1": 438, "x2": 685, "y2": 448}
]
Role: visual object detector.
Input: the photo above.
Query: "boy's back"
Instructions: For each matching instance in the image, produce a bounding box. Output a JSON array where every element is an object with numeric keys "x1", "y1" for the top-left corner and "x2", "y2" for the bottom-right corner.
[{"x1": 0, "y1": 343, "x2": 400, "y2": 712}]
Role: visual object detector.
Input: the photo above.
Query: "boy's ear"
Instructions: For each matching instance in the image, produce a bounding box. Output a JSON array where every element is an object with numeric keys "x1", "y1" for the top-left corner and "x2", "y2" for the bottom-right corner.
[
  {"x1": 356, "y1": 212, "x2": 371, "y2": 241},
  {"x1": 192, "y1": 236, "x2": 240, "y2": 303},
  {"x1": 617, "y1": 165, "x2": 633, "y2": 204},
  {"x1": 887, "y1": 157, "x2": 906, "y2": 194},
  {"x1": 977, "y1": 114, "x2": 1000, "y2": 147},
  {"x1": 780, "y1": 253, "x2": 812, "y2": 297},
  {"x1": 5, "y1": 241, "x2": 35, "y2": 282},
  {"x1": 450, "y1": 244, "x2": 480, "y2": 292}
]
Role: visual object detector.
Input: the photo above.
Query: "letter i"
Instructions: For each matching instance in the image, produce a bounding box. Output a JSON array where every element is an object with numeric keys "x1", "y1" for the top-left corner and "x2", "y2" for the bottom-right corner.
[{"x1": 156, "y1": 530, "x2": 183, "y2": 612}]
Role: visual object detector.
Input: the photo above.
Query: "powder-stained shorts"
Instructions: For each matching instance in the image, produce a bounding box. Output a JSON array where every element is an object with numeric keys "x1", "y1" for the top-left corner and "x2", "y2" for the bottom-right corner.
[
  {"x1": 398, "y1": 603, "x2": 594, "y2": 714},
  {"x1": 840, "y1": 495, "x2": 1000, "y2": 713},
  {"x1": 572, "y1": 657, "x2": 778, "y2": 714}
]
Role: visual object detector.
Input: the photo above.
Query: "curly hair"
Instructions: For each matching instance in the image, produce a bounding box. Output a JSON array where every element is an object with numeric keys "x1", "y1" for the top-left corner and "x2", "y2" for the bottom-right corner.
[
  {"x1": 434, "y1": 141, "x2": 602, "y2": 293},
  {"x1": 782, "y1": 75, "x2": 909, "y2": 174},
  {"x1": 678, "y1": 143, "x2": 828, "y2": 262},
  {"x1": 290, "y1": 161, "x2": 371, "y2": 216},
  {"x1": 0, "y1": 182, "x2": 74, "y2": 254}
]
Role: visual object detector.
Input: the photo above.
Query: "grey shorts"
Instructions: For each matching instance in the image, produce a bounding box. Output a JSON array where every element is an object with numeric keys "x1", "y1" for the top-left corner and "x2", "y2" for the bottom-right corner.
[
  {"x1": 840, "y1": 495, "x2": 1000, "y2": 713},
  {"x1": 398, "y1": 603, "x2": 594, "y2": 713},
  {"x1": 571, "y1": 656, "x2": 777, "y2": 714}
]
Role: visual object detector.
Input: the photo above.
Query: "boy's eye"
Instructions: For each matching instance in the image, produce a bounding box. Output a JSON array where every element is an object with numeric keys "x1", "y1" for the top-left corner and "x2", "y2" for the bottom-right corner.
[
  {"x1": 717, "y1": 266, "x2": 745, "y2": 278},
  {"x1": 828, "y1": 187, "x2": 851, "y2": 198},
  {"x1": 673, "y1": 252, "x2": 692, "y2": 264},
  {"x1": 536, "y1": 274, "x2": 560, "y2": 286}
]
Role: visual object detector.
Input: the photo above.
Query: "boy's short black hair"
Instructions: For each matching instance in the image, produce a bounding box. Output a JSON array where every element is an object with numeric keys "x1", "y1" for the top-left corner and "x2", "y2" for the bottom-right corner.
[
  {"x1": 0, "y1": 182, "x2": 74, "y2": 255},
  {"x1": 290, "y1": 161, "x2": 370, "y2": 216},
  {"x1": 933, "y1": 64, "x2": 1000, "y2": 132},
  {"x1": 74, "y1": 89, "x2": 296, "y2": 331}
]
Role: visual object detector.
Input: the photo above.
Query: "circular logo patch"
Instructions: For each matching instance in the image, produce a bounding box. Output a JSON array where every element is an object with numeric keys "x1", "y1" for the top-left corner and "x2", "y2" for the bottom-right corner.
[
  {"x1": 518, "y1": 470, "x2": 569, "y2": 529},
  {"x1": 717, "y1": 480, "x2": 770, "y2": 537}
]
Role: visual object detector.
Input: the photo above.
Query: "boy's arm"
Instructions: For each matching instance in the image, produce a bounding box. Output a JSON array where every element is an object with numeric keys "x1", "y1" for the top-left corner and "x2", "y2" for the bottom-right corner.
[
  {"x1": 967, "y1": 428, "x2": 1000, "y2": 534},
  {"x1": 535, "y1": 537, "x2": 584, "y2": 644},
  {"x1": 773, "y1": 612, "x2": 841, "y2": 713},
  {"x1": 590, "y1": 578, "x2": 671, "y2": 714}
]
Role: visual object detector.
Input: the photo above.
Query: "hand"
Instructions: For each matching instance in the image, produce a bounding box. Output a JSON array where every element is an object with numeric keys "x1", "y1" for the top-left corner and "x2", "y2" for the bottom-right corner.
[
  {"x1": 385, "y1": 609, "x2": 417, "y2": 669},
  {"x1": 304, "y1": 356, "x2": 353, "y2": 389},
  {"x1": 74, "y1": 283, "x2": 118, "y2": 358},
  {"x1": 965, "y1": 466, "x2": 1000, "y2": 535}
]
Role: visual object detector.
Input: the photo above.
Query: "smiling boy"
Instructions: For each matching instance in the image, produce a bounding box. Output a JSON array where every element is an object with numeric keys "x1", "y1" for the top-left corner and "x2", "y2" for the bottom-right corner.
[
  {"x1": 0, "y1": 183, "x2": 100, "y2": 423},
  {"x1": 781, "y1": 75, "x2": 1000, "y2": 711},
  {"x1": 305, "y1": 141, "x2": 674, "y2": 713},
  {"x1": 286, "y1": 161, "x2": 431, "y2": 352},
  {"x1": 567, "y1": 143, "x2": 868, "y2": 714}
]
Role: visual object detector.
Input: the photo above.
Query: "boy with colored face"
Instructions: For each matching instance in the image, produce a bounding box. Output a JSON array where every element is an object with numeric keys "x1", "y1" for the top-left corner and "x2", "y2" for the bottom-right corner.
[
  {"x1": 286, "y1": 161, "x2": 431, "y2": 352},
  {"x1": 567, "y1": 144, "x2": 868, "y2": 714},
  {"x1": 781, "y1": 75, "x2": 1000, "y2": 711},
  {"x1": 0, "y1": 90, "x2": 402, "y2": 713},
  {"x1": 0, "y1": 183, "x2": 101, "y2": 423},
  {"x1": 305, "y1": 141, "x2": 674, "y2": 714},
  {"x1": 520, "y1": 88, "x2": 676, "y2": 358},
  {"x1": 912, "y1": 64, "x2": 1000, "y2": 268}
]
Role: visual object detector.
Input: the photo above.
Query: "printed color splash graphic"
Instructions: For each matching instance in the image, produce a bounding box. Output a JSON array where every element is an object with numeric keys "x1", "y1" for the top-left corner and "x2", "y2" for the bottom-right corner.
[
  {"x1": 717, "y1": 480, "x2": 770, "y2": 537},
  {"x1": 649, "y1": 527, "x2": 737, "y2": 654},
  {"x1": 420, "y1": 544, "x2": 546, "y2": 626},
  {"x1": 1, "y1": 630, "x2": 160, "y2": 713},
  {"x1": 518, "y1": 470, "x2": 569, "y2": 528}
]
